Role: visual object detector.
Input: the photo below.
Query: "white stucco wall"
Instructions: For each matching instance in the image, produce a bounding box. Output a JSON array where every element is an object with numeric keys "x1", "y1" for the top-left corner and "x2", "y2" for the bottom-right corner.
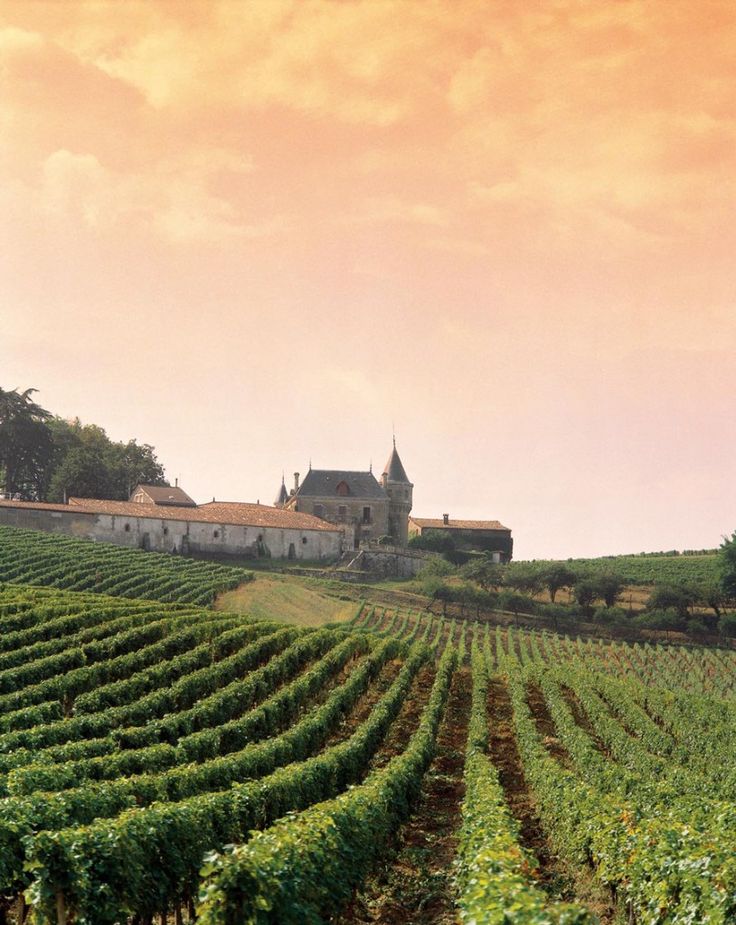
[{"x1": 0, "y1": 506, "x2": 342, "y2": 561}]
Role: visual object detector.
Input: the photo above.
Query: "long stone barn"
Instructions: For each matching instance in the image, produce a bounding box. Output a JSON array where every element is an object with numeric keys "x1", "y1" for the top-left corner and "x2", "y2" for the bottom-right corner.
[{"x1": 0, "y1": 497, "x2": 342, "y2": 561}]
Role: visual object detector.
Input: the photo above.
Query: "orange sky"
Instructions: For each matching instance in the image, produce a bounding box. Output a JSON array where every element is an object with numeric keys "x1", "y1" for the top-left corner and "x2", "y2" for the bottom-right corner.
[{"x1": 2, "y1": 0, "x2": 735, "y2": 558}]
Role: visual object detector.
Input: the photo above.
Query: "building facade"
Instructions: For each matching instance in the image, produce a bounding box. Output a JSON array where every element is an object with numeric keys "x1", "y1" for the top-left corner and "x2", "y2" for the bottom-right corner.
[
  {"x1": 278, "y1": 442, "x2": 413, "y2": 549},
  {"x1": 0, "y1": 497, "x2": 342, "y2": 561},
  {"x1": 409, "y1": 514, "x2": 513, "y2": 562}
]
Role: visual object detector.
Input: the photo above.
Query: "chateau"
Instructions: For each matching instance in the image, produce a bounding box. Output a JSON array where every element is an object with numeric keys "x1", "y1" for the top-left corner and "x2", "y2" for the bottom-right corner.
[
  {"x1": 275, "y1": 441, "x2": 413, "y2": 549},
  {"x1": 0, "y1": 441, "x2": 513, "y2": 564}
]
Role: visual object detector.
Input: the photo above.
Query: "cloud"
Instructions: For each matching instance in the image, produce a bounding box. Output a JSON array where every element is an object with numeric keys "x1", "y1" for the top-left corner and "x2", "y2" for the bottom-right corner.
[
  {"x1": 36, "y1": 147, "x2": 277, "y2": 244},
  {"x1": 0, "y1": 25, "x2": 43, "y2": 54}
]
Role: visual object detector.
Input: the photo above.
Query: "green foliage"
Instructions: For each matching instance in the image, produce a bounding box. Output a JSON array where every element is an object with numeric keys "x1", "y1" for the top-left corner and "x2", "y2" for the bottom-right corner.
[
  {"x1": 537, "y1": 562, "x2": 578, "y2": 603},
  {"x1": 460, "y1": 555, "x2": 504, "y2": 592},
  {"x1": 196, "y1": 643, "x2": 456, "y2": 925},
  {"x1": 0, "y1": 525, "x2": 251, "y2": 604},
  {"x1": 0, "y1": 387, "x2": 168, "y2": 502},
  {"x1": 408, "y1": 529, "x2": 456, "y2": 554},
  {"x1": 532, "y1": 552, "x2": 720, "y2": 587},
  {"x1": 647, "y1": 583, "x2": 698, "y2": 619},
  {"x1": 505, "y1": 562, "x2": 544, "y2": 596},
  {"x1": 0, "y1": 387, "x2": 52, "y2": 499},
  {"x1": 719, "y1": 531, "x2": 736, "y2": 599},
  {"x1": 455, "y1": 630, "x2": 593, "y2": 924}
]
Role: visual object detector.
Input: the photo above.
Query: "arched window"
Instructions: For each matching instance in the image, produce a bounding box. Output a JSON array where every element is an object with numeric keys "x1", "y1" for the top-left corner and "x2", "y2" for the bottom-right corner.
[{"x1": 336, "y1": 481, "x2": 350, "y2": 496}]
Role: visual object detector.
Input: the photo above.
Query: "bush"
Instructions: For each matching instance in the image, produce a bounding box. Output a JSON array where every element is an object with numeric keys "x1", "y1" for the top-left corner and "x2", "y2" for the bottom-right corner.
[
  {"x1": 633, "y1": 608, "x2": 687, "y2": 632},
  {"x1": 593, "y1": 605, "x2": 628, "y2": 626},
  {"x1": 719, "y1": 612, "x2": 736, "y2": 638},
  {"x1": 497, "y1": 590, "x2": 537, "y2": 618}
]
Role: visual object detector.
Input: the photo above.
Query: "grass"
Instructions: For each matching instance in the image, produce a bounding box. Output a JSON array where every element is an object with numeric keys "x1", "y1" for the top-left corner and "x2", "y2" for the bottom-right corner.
[{"x1": 214, "y1": 573, "x2": 358, "y2": 627}]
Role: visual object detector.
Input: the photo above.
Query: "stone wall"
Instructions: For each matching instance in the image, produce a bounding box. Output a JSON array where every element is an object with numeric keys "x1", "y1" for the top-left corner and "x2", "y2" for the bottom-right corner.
[
  {"x1": 295, "y1": 498, "x2": 390, "y2": 547},
  {"x1": 0, "y1": 505, "x2": 342, "y2": 561}
]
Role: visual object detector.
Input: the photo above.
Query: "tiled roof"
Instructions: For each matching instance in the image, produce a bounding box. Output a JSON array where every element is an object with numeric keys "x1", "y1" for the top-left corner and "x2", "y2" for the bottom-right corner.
[
  {"x1": 294, "y1": 470, "x2": 387, "y2": 500},
  {"x1": 382, "y1": 445, "x2": 410, "y2": 483},
  {"x1": 132, "y1": 484, "x2": 197, "y2": 507},
  {"x1": 410, "y1": 516, "x2": 511, "y2": 532},
  {"x1": 1, "y1": 498, "x2": 337, "y2": 532}
]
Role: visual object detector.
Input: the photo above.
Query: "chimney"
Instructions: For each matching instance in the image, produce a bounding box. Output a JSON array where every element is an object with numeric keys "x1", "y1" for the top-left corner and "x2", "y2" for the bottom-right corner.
[
  {"x1": 294, "y1": 472, "x2": 300, "y2": 493},
  {"x1": 443, "y1": 513, "x2": 449, "y2": 525}
]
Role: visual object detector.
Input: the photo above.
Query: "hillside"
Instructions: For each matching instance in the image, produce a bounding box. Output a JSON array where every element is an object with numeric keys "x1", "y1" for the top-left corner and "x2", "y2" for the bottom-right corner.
[{"x1": 0, "y1": 527, "x2": 735, "y2": 922}]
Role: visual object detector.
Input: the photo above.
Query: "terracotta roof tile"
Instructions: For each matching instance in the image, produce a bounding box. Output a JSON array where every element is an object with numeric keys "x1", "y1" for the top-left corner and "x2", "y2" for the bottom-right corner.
[
  {"x1": 410, "y1": 516, "x2": 511, "y2": 532},
  {"x1": 131, "y1": 484, "x2": 196, "y2": 506},
  {"x1": 1, "y1": 499, "x2": 337, "y2": 532}
]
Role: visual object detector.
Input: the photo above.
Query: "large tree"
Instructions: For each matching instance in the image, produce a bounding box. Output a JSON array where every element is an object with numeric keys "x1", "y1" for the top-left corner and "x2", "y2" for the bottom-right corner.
[
  {"x1": 46, "y1": 419, "x2": 167, "y2": 502},
  {"x1": 0, "y1": 387, "x2": 53, "y2": 499}
]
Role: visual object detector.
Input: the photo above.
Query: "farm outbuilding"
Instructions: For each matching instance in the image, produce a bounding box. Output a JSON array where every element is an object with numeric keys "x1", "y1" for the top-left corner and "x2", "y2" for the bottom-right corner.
[{"x1": 0, "y1": 497, "x2": 342, "y2": 561}]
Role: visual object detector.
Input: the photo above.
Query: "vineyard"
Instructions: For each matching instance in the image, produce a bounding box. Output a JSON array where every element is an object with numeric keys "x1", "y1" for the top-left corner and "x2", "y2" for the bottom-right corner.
[
  {"x1": 1, "y1": 527, "x2": 736, "y2": 922},
  {"x1": 538, "y1": 552, "x2": 720, "y2": 586},
  {"x1": 0, "y1": 526, "x2": 251, "y2": 605}
]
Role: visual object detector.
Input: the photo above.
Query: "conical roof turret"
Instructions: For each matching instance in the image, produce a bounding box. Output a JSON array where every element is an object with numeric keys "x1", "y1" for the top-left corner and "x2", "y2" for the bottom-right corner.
[
  {"x1": 274, "y1": 475, "x2": 289, "y2": 507},
  {"x1": 382, "y1": 439, "x2": 410, "y2": 483}
]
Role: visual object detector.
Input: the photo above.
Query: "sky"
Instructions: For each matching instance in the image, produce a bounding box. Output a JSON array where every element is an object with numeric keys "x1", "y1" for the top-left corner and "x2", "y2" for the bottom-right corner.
[{"x1": 2, "y1": 0, "x2": 735, "y2": 560}]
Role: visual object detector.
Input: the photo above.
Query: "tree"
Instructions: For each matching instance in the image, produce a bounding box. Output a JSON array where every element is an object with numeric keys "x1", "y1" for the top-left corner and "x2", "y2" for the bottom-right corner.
[
  {"x1": 48, "y1": 446, "x2": 115, "y2": 501},
  {"x1": 46, "y1": 420, "x2": 167, "y2": 502},
  {"x1": 719, "y1": 531, "x2": 736, "y2": 600},
  {"x1": 647, "y1": 583, "x2": 698, "y2": 620},
  {"x1": 460, "y1": 554, "x2": 504, "y2": 592},
  {"x1": 696, "y1": 580, "x2": 728, "y2": 632},
  {"x1": 0, "y1": 388, "x2": 53, "y2": 499},
  {"x1": 538, "y1": 563, "x2": 577, "y2": 604},
  {"x1": 498, "y1": 590, "x2": 535, "y2": 623},
  {"x1": 594, "y1": 571, "x2": 625, "y2": 608},
  {"x1": 573, "y1": 577, "x2": 600, "y2": 618},
  {"x1": 505, "y1": 563, "x2": 543, "y2": 597}
]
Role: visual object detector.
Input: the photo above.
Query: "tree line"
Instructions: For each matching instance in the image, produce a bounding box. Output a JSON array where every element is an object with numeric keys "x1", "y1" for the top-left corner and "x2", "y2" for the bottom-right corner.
[
  {"x1": 417, "y1": 534, "x2": 736, "y2": 638},
  {"x1": 0, "y1": 387, "x2": 167, "y2": 503}
]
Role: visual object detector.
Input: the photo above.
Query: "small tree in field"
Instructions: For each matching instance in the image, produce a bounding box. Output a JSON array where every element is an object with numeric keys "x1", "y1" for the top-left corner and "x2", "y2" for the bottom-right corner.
[
  {"x1": 460, "y1": 555, "x2": 504, "y2": 592},
  {"x1": 538, "y1": 563, "x2": 577, "y2": 603},
  {"x1": 595, "y1": 571, "x2": 625, "y2": 608},
  {"x1": 574, "y1": 578, "x2": 600, "y2": 618},
  {"x1": 505, "y1": 563, "x2": 543, "y2": 597}
]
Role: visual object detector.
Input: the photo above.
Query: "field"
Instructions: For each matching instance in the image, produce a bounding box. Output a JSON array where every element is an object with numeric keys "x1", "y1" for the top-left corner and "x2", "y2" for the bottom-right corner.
[
  {"x1": 214, "y1": 573, "x2": 357, "y2": 626},
  {"x1": 1, "y1": 526, "x2": 736, "y2": 923},
  {"x1": 0, "y1": 525, "x2": 252, "y2": 604},
  {"x1": 530, "y1": 551, "x2": 720, "y2": 586}
]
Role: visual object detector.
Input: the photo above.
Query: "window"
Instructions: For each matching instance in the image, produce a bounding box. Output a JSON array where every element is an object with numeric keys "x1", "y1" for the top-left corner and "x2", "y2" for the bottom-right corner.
[
  {"x1": 163, "y1": 527, "x2": 169, "y2": 536},
  {"x1": 362, "y1": 506, "x2": 371, "y2": 524},
  {"x1": 337, "y1": 505, "x2": 347, "y2": 522},
  {"x1": 213, "y1": 530, "x2": 220, "y2": 538},
  {"x1": 124, "y1": 524, "x2": 130, "y2": 533},
  {"x1": 313, "y1": 504, "x2": 324, "y2": 518},
  {"x1": 302, "y1": 537, "x2": 308, "y2": 545},
  {"x1": 336, "y1": 481, "x2": 349, "y2": 496}
]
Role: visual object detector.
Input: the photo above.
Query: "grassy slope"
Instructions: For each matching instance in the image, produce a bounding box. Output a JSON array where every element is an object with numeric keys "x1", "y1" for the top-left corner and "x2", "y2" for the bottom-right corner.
[{"x1": 214, "y1": 573, "x2": 358, "y2": 627}]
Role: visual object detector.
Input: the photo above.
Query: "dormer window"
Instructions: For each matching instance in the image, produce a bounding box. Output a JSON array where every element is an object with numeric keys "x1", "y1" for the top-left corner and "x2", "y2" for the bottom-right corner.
[{"x1": 336, "y1": 481, "x2": 350, "y2": 496}]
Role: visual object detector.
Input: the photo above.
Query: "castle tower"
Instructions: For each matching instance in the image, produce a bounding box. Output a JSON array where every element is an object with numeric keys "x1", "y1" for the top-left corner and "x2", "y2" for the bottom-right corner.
[
  {"x1": 274, "y1": 474, "x2": 289, "y2": 508},
  {"x1": 381, "y1": 439, "x2": 413, "y2": 546}
]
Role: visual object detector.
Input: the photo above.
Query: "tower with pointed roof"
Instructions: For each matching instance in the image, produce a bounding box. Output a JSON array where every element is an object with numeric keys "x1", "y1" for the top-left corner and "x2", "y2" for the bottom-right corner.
[
  {"x1": 274, "y1": 475, "x2": 289, "y2": 508},
  {"x1": 381, "y1": 439, "x2": 413, "y2": 546},
  {"x1": 275, "y1": 440, "x2": 413, "y2": 548}
]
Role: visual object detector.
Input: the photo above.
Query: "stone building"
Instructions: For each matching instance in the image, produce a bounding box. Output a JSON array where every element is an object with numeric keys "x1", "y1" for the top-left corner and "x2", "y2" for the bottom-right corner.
[
  {"x1": 130, "y1": 483, "x2": 197, "y2": 507},
  {"x1": 277, "y1": 441, "x2": 413, "y2": 549},
  {"x1": 0, "y1": 497, "x2": 341, "y2": 561},
  {"x1": 409, "y1": 514, "x2": 513, "y2": 562}
]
